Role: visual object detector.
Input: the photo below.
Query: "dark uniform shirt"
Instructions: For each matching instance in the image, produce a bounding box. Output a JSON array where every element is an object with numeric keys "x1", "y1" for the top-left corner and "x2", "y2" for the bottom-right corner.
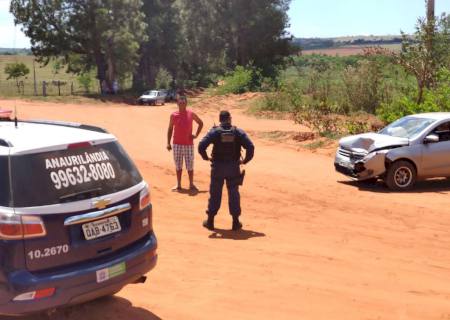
[{"x1": 198, "y1": 124, "x2": 254, "y2": 164}]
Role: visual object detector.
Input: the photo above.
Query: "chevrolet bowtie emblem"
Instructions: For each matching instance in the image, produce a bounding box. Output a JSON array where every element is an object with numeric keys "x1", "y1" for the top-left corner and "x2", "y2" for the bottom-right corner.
[{"x1": 93, "y1": 199, "x2": 111, "y2": 210}]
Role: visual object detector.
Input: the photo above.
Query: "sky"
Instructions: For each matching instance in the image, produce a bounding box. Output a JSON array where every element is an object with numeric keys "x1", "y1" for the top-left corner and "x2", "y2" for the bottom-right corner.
[
  {"x1": 288, "y1": 0, "x2": 450, "y2": 38},
  {"x1": 1, "y1": 0, "x2": 450, "y2": 48}
]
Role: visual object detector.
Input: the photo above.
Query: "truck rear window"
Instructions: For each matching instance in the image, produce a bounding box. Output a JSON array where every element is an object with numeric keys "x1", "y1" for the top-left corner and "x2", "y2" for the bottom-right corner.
[
  {"x1": 0, "y1": 156, "x2": 10, "y2": 207},
  {"x1": 10, "y1": 141, "x2": 142, "y2": 207}
]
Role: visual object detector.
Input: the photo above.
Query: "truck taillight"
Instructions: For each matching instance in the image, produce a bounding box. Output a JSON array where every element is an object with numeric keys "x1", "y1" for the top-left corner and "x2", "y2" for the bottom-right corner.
[
  {"x1": 139, "y1": 184, "x2": 153, "y2": 230},
  {"x1": 139, "y1": 185, "x2": 151, "y2": 210},
  {"x1": 22, "y1": 216, "x2": 47, "y2": 238},
  {"x1": 0, "y1": 212, "x2": 46, "y2": 240},
  {"x1": 13, "y1": 288, "x2": 55, "y2": 301}
]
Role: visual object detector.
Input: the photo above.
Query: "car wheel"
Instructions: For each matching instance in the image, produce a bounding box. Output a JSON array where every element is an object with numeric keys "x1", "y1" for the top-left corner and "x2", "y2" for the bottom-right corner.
[
  {"x1": 385, "y1": 160, "x2": 416, "y2": 191},
  {"x1": 138, "y1": 100, "x2": 144, "y2": 105}
]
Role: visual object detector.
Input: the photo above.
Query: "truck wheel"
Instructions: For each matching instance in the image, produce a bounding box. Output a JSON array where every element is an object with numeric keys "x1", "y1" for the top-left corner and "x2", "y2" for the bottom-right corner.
[{"x1": 385, "y1": 160, "x2": 416, "y2": 191}]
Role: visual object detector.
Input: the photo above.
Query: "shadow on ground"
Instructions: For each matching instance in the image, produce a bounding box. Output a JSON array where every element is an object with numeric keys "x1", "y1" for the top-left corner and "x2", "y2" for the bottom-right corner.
[
  {"x1": 7, "y1": 295, "x2": 161, "y2": 320},
  {"x1": 209, "y1": 228, "x2": 266, "y2": 240},
  {"x1": 176, "y1": 188, "x2": 208, "y2": 197},
  {"x1": 338, "y1": 178, "x2": 450, "y2": 194}
]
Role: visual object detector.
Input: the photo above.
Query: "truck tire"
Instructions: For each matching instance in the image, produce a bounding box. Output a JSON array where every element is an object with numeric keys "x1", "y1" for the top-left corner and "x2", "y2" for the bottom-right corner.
[{"x1": 385, "y1": 160, "x2": 416, "y2": 191}]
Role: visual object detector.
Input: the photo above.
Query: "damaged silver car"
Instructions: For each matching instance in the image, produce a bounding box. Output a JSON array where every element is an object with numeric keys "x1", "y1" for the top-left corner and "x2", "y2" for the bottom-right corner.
[{"x1": 335, "y1": 113, "x2": 450, "y2": 190}]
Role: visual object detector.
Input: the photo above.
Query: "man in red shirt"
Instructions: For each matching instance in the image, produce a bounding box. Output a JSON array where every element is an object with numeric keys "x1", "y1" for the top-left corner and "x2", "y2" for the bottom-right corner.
[{"x1": 167, "y1": 94, "x2": 203, "y2": 191}]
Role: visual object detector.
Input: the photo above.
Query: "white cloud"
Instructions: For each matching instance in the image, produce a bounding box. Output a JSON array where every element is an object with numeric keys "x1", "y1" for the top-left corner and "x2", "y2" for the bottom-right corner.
[
  {"x1": 0, "y1": 0, "x2": 31, "y2": 48},
  {"x1": 0, "y1": 25, "x2": 30, "y2": 48}
]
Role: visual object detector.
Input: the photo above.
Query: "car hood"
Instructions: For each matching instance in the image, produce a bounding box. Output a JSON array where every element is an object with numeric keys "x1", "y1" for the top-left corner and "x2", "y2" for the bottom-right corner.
[
  {"x1": 339, "y1": 133, "x2": 409, "y2": 153},
  {"x1": 140, "y1": 94, "x2": 157, "y2": 99}
]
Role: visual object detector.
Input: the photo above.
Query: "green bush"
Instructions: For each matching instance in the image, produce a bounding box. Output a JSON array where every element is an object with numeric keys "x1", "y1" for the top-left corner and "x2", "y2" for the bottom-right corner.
[
  {"x1": 256, "y1": 79, "x2": 303, "y2": 112},
  {"x1": 77, "y1": 71, "x2": 94, "y2": 93},
  {"x1": 217, "y1": 65, "x2": 262, "y2": 95},
  {"x1": 4, "y1": 62, "x2": 30, "y2": 94},
  {"x1": 293, "y1": 101, "x2": 343, "y2": 137},
  {"x1": 342, "y1": 60, "x2": 383, "y2": 114},
  {"x1": 155, "y1": 67, "x2": 173, "y2": 89},
  {"x1": 377, "y1": 68, "x2": 450, "y2": 123},
  {"x1": 345, "y1": 118, "x2": 370, "y2": 135}
]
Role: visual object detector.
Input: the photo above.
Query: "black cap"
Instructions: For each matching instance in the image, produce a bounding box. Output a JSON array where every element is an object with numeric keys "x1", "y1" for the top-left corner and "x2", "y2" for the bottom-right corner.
[{"x1": 219, "y1": 110, "x2": 231, "y2": 123}]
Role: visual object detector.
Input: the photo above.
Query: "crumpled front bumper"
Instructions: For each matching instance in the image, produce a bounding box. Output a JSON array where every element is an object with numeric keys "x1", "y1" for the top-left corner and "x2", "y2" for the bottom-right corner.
[{"x1": 334, "y1": 150, "x2": 387, "y2": 180}]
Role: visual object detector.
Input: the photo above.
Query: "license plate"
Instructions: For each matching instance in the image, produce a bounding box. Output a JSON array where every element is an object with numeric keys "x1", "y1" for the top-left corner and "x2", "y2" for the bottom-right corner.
[
  {"x1": 96, "y1": 262, "x2": 126, "y2": 283},
  {"x1": 82, "y1": 216, "x2": 121, "y2": 240},
  {"x1": 339, "y1": 161, "x2": 353, "y2": 169}
]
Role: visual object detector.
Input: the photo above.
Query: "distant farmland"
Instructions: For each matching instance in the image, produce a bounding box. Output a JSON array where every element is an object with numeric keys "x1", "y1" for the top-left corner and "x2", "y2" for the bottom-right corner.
[{"x1": 301, "y1": 44, "x2": 402, "y2": 56}]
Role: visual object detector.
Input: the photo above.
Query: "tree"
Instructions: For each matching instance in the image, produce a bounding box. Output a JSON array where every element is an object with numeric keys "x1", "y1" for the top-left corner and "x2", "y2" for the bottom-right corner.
[
  {"x1": 51, "y1": 58, "x2": 63, "y2": 79},
  {"x1": 175, "y1": 0, "x2": 292, "y2": 86},
  {"x1": 10, "y1": 0, "x2": 147, "y2": 93},
  {"x1": 219, "y1": 0, "x2": 292, "y2": 76},
  {"x1": 132, "y1": 0, "x2": 181, "y2": 90},
  {"x1": 176, "y1": 0, "x2": 228, "y2": 87},
  {"x1": 4, "y1": 62, "x2": 30, "y2": 94},
  {"x1": 77, "y1": 71, "x2": 94, "y2": 93},
  {"x1": 366, "y1": 2, "x2": 450, "y2": 103}
]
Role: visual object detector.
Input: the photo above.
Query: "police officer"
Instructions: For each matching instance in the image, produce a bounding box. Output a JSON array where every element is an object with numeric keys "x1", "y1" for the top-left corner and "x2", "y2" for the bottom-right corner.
[{"x1": 198, "y1": 111, "x2": 255, "y2": 231}]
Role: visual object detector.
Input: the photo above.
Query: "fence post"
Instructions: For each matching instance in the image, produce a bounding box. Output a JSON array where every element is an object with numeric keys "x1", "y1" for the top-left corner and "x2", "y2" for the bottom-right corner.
[
  {"x1": 43, "y1": 81, "x2": 47, "y2": 97},
  {"x1": 33, "y1": 59, "x2": 37, "y2": 96},
  {"x1": 58, "y1": 80, "x2": 61, "y2": 96},
  {"x1": 71, "y1": 82, "x2": 74, "y2": 95}
]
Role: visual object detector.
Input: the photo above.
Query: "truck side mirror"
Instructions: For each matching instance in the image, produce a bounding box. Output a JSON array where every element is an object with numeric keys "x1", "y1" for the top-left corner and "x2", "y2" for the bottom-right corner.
[{"x1": 424, "y1": 134, "x2": 439, "y2": 144}]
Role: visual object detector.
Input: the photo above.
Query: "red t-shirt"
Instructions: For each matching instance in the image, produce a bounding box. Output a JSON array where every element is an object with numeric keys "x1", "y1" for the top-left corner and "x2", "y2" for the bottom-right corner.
[{"x1": 171, "y1": 109, "x2": 193, "y2": 145}]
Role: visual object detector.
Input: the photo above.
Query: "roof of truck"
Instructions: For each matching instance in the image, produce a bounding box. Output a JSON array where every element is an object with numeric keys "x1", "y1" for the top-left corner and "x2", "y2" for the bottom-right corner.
[{"x1": 0, "y1": 120, "x2": 115, "y2": 155}]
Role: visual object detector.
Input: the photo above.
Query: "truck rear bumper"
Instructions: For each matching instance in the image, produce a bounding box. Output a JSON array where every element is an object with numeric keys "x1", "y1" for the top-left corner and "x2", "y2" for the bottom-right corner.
[{"x1": 0, "y1": 232, "x2": 157, "y2": 316}]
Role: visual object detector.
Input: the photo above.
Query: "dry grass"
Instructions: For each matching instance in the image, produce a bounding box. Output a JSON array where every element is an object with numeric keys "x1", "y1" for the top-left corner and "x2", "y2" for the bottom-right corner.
[{"x1": 0, "y1": 55, "x2": 77, "y2": 83}]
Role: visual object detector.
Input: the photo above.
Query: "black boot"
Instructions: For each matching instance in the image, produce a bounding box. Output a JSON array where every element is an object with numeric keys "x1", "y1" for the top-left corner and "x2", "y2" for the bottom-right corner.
[
  {"x1": 232, "y1": 217, "x2": 242, "y2": 231},
  {"x1": 203, "y1": 216, "x2": 215, "y2": 230}
]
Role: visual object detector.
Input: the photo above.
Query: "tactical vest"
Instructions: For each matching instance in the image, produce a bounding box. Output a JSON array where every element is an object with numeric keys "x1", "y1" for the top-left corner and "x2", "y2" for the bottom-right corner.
[{"x1": 211, "y1": 126, "x2": 241, "y2": 162}]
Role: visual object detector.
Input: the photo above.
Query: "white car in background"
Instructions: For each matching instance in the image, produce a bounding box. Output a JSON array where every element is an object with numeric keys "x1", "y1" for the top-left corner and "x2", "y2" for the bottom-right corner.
[{"x1": 137, "y1": 90, "x2": 166, "y2": 106}]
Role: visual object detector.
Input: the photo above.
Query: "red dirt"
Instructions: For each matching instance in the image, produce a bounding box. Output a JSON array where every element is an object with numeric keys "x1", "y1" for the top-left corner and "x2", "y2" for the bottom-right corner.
[{"x1": 2, "y1": 95, "x2": 450, "y2": 320}]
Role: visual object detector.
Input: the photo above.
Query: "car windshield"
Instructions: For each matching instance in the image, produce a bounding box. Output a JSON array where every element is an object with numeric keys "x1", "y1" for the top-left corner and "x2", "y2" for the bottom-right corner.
[
  {"x1": 379, "y1": 117, "x2": 436, "y2": 139},
  {"x1": 144, "y1": 90, "x2": 159, "y2": 96}
]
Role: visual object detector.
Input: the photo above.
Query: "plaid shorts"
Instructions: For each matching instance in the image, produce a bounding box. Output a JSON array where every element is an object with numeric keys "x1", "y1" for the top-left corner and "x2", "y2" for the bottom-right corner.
[{"x1": 173, "y1": 144, "x2": 194, "y2": 171}]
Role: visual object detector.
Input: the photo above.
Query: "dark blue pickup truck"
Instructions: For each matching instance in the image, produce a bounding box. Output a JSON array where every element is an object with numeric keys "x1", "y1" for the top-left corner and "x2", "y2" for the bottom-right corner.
[{"x1": 0, "y1": 118, "x2": 157, "y2": 315}]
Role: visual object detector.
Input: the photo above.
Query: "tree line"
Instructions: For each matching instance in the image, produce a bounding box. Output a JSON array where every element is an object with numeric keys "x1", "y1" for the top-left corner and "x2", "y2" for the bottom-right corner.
[{"x1": 10, "y1": 0, "x2": 292, "y2": 93}]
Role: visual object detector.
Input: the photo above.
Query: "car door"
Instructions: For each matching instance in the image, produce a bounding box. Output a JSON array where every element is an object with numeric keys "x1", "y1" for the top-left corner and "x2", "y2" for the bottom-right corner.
[
  {"x1": 158, "y1": 91, "x2": 165, "y2": 104},
  {"x1": 420, "y1": 121, "x2": 450, "y2": 177}
]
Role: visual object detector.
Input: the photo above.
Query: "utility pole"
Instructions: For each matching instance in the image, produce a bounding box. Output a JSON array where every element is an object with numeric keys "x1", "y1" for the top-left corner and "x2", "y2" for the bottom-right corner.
[
  {"x1": 427, "y1": 0, "x2": 435, "y2": 23},
  {"x1": 426, "y1": 0, "x2": 435, "y2": 54}
]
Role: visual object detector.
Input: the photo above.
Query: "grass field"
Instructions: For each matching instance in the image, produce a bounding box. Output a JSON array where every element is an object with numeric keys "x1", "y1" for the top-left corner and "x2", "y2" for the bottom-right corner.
[
  {"x1": 0, "y1": 55, "x2": 101, "y2": 96},
  {"x1": 0, "y1": 55, "x2": 77, "y2": 83}
]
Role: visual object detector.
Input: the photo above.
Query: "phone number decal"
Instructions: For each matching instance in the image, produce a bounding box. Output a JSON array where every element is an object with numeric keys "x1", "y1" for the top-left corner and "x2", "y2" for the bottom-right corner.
[
  {"x1": 28, "y1": 244, "x2": 70, "y2": 260},
  {"x1": 50, "y1": 163, "x2": 116, "y2": 190},
  {"x1": 45, "y1": 151, "x2": 116, "y2": 190}
]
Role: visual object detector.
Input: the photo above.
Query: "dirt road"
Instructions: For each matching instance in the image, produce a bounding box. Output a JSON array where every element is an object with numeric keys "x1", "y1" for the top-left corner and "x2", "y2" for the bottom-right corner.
[{"x1": 2, "y1": 96, "x2": 450, "y2": 320}]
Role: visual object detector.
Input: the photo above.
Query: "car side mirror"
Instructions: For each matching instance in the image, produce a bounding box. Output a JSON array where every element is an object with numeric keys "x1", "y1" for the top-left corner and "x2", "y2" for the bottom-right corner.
[{"x1": 424, "y1": 134, "x2": 439, "y2": 144}]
